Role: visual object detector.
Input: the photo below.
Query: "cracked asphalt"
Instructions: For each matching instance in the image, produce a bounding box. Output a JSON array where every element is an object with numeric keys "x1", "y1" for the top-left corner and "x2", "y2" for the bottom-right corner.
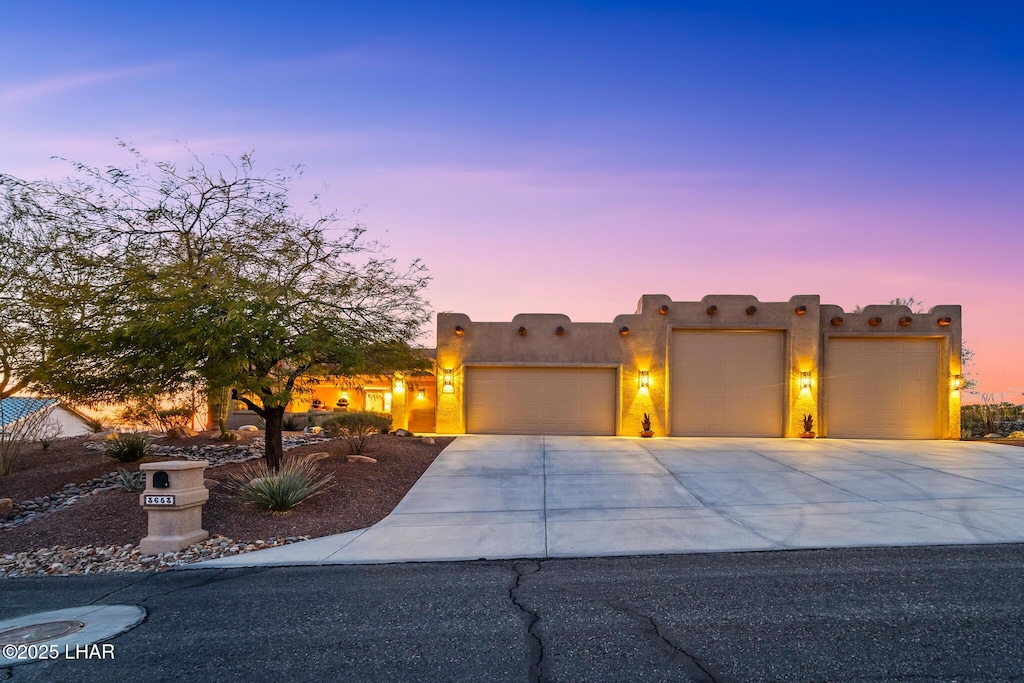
[{"x1": 4, "y1": 544, "x2": 1024, "y2": 682}]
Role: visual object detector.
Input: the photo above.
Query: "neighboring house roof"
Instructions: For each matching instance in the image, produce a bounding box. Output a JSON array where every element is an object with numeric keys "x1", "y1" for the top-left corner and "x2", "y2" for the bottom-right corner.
[{"x1": 0, "y1": 397, "x2": 57, "y2": 430}]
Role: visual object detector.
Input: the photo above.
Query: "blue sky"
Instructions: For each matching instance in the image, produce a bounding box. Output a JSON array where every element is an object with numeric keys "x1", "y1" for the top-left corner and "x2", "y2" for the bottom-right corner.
[{"x1": 2, "y1": 1, "x2": 1022, "y2": 398}]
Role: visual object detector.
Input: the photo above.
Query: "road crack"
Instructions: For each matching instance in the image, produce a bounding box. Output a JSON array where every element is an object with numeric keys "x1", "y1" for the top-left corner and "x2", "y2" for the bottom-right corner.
[
  {"x1": 602, "y1": 597, "x2": 723, "y2": 683},
  {"x1": 509, "y1": 559, "x2": 544, "y2": 682}
]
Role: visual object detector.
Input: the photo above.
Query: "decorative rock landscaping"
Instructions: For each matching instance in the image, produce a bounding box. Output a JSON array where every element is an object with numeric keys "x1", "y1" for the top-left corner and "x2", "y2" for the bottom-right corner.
[
  {"x1": 2, "y1": 434, "x2": 334, "y2": 530},
  {"x1": 0, "y1": 535, "x2": 310, "y2": 578}
]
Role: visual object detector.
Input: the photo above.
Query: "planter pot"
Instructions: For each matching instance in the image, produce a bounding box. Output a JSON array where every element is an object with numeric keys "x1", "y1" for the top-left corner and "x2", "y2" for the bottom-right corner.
[
  {"x1": 640, "y1": 431, "x2": 654, "y2": 438},
  {"x1": 800, "y1": 432, "x2": 817, "y2": 439}
]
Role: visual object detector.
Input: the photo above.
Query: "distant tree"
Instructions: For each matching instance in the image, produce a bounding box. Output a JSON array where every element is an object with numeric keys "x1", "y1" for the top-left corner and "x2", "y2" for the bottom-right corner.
[{"x1": 1, "y1": 143, "x2": 430, "y2": 469}]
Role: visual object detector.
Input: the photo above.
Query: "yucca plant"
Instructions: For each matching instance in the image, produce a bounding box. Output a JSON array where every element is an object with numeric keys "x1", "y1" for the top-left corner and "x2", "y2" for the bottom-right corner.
[
  {"x1": 641, "y1": 413, "x2": 653, "y2": 432},
  {"x1": 227, "y1": 457, "x2": 334, "y2": 512},
  {"x1": 113, "y1": 468, "x2": 146, "y2": 492},
  {"x1": 103, "y1": 432, "x2": 152, "y2": 462}
]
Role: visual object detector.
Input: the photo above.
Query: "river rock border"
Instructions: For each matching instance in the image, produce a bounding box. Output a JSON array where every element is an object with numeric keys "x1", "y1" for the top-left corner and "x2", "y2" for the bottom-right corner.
[{"x1": 0, "y1": 535, "x2": 311, "y2": 578}]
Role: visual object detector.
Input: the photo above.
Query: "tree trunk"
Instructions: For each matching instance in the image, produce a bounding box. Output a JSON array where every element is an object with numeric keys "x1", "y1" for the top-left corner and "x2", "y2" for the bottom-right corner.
[{"x1": 264, "y1": 405, "x2": 286, "y2": 470}]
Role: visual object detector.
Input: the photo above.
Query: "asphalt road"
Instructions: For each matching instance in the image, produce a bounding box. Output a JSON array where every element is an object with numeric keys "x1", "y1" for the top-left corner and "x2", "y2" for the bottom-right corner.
[{"x1": 3, "y1": 544, "x2": 1024, "y2": 682}]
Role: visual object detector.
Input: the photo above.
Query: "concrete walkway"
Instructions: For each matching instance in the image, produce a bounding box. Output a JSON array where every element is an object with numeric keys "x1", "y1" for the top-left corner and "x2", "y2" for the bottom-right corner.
[{"x1": 191, "y1": 436, "x2": 1024, "y2": 568}]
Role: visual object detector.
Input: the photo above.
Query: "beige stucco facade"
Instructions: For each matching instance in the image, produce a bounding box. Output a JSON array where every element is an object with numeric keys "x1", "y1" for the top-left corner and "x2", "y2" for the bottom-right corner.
[{"x1": 427, "y1": 294, "x2": 963, "y2": 439}]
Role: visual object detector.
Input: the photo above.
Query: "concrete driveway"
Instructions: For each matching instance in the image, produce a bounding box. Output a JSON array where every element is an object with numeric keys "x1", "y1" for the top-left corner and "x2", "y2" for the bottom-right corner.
[{"x1": 194, "y1": 436, "x2": 1024, "y2": 567}]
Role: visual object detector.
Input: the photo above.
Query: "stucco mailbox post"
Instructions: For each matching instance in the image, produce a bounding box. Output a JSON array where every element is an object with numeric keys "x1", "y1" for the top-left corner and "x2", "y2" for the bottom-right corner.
[{"x1": 139, "y1": 461, "x2": 210, "y2": 555}]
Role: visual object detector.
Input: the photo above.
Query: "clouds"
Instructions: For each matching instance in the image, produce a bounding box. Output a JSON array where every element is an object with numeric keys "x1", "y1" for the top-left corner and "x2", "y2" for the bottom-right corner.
[{"x1": 0, "y1": 62, "x2": 180, "y2": 107}]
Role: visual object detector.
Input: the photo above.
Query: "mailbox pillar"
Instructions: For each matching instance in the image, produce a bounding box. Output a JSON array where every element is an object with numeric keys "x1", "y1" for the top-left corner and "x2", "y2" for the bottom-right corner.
[{"x1": 139, "y1": 461, "x2": 210, "y2": 555}]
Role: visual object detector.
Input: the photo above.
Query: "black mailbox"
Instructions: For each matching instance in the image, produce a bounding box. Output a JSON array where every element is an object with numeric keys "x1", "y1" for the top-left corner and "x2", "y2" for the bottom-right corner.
[{"x1": 153, "y1": 471, "x2": 170, "y2": 488}]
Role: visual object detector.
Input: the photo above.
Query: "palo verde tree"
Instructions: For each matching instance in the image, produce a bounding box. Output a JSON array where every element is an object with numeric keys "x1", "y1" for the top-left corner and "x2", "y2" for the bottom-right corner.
[{"x1": 1, "y1": 142, "x2": 430, "y2": 469}]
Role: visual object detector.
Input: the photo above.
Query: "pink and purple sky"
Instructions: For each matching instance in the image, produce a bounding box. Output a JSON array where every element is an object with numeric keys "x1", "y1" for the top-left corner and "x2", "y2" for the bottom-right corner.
[{"x1": 1, "y1": 1, "x2": 1021, "y2": 402}]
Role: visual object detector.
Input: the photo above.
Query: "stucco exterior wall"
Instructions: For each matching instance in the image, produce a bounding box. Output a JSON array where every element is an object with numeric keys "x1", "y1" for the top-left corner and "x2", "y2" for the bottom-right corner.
[{"x1": 435, "y1": 293, "x2": 962, "y2": 439}]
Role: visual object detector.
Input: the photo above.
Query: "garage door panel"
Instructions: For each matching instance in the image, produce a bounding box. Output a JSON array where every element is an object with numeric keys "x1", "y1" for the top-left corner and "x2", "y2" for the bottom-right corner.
[
  {"x1": 671, "y1": 331, "x2": 785, "y2": 437},
  {"x1": 466, "y1": 368, "x2": 616, "y2": 435},
  {"x1": 826, "y1": 339, "x2": 939, "y2": 439}
]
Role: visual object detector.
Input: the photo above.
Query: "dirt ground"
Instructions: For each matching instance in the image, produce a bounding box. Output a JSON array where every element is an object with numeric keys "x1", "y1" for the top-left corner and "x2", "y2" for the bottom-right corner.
[{"x1": 0, "y1": 433, "x2": 453, "y2": 553}]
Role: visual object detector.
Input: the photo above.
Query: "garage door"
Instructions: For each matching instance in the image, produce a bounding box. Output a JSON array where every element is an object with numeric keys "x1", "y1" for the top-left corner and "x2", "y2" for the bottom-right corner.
[
  {"x1": 671, "y1": 330, "x2": 785, "y2": 436},
  {"x1": 465, "y1": 367, "x2": 616, "y2": 435},
  {"x1": 825, "y1": 338, "x2": 940, "y2": 439}
]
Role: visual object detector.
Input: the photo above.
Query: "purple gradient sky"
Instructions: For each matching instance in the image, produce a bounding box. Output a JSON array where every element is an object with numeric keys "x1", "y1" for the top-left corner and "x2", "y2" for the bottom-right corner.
[{"x1": 1, "y1": 1, "x2": 1021, "y2": 401}]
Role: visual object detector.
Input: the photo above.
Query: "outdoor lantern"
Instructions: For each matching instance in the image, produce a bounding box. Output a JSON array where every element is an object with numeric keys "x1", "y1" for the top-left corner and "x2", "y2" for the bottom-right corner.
[
  {"x1": 951, "y1": 374, "x2": 963, "y2": 391},
  {"x1": 639, "y1": 370, "x2": 650, "y2": 389},
  {"x1": 417, "y1": 388, "x2": 426, "y2": 400},
  {"x1": 341, "y1": 391, "x2": 349, "y2": 400},
  {"x1": 800, "y1": 371, "x2": 812, "y2": 391},
  {"x1": 442, "y1": 368, "x2": 455, "y2": 393},
  {"x1": 394, "y1": 379, "x2": 404, "y2": 392}
]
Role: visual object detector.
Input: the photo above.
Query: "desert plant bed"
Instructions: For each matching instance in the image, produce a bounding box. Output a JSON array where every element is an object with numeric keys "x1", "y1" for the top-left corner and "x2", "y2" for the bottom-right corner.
[{"x1": 0, "y1": 432, "x2": 452, "y2": 577}]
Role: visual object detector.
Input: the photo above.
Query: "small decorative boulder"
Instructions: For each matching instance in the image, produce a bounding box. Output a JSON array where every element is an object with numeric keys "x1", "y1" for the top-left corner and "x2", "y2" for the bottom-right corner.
[
  {"x1": 203, "y1": 479, "x2": 220, "y2": 490},
  {"x1": 238, "y1": 425, "x2": 260, "y2": 432},
  {"x1": 166, "y1": 426, "x2": 197, "y2": 439},
  {"x1": 346, "y1": 455, "x2": 377, "y2": 464},
  {"x1": 394, "y1": 429, "x2": 414, "y2": 437},
  {"x1": 0, "y1": 498, "x2": 12, "y2": 516},
  {"x1": 305, "y1": 451, "x2": 331, "y2": 462},
  {"x1": 421, "y1": 437, "x2": 435, "y2": 445}
]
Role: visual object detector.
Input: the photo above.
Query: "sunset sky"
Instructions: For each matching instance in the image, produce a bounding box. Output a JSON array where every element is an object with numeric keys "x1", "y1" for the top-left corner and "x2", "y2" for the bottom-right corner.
[{"x1": 1, "y1": 1, "x2": 1021, "y2": 402}]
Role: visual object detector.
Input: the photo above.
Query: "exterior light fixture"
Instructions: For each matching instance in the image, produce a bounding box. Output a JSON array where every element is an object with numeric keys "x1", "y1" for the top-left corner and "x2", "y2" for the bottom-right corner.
[
  {"x1": 639, "y1": 370, "x2": 650, "y2": 389},
  {"x1": 416, "y1": 388, "x2": 426, "y2": 400},
  {"x1": 899, "y1": 316, "x2": 913, "y2": 327},
  {"x1": 800, "y1": 371, "x2": 812, "y2": 391},
  {"x1": 518, "y1": 326, "x2": 527, "y2": 336},
  {"x1": 938, "y1": 317, "x2": 952, "y2": 327},
  {"x1": 951, "y1": 374, "x2": 963, "y2": 391},
  {"x1": 795, "y1": 305, "x2": 807, "y2": 315},
  {"x1": 394, "y1": 379, "x2": 404, "y2": 392},
  {"x1": 746, "y1": 305, "x2": 757, "y2": 316},
  {"x1": 706, "y1": 305, "x2": 718, "y2": 315},
  {"x1": 869, "y1": 317, "x2": 882, "y2": 327},
  {"x1": 454, "y1": 326, "x2": 464, "y2": 336},
  {"x1": 341, "y1": 391, "x2": 349, "y2": 400},
  {"x1": 659, "y1": 305, "x2": 670, "y2": 315},
  {"x1": 831, "y1": 316, "x2": 844, "y2": 326},
  {"x1": 619, "y1": 326, "x2": 630, "y2": 336},
  {"x1": 442, "y1": 368, "x2": 455, "y2": 394}
]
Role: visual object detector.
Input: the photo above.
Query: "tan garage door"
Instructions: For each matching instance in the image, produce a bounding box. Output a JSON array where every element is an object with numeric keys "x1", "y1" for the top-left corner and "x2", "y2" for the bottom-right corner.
[
  {"x1": 826, "y1": 338, "x2": 940, "y2": 439},
  {"x1": 465, "y1": 367, "x2": 616, "y2": 435},
  {"x1": 671, "y1": 330, "x2": 785, "y2": 436}
]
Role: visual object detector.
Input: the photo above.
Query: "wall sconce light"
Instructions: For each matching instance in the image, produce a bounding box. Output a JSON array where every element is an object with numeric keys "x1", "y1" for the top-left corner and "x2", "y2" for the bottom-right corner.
[
  {"x1": 619, "y1": 326, "x2": 630, "y2": 336},
  {"x1": 659, "y1": 305, "x2": 670, "y2": 315},
  {"x1": 518, "y1": 326, "x2": 527, "y2": 336},
  {"x1": 706, "y1": 305, "x2": 718, "y2": 315},
  {"x1": 746, "y1": 305, "x2": 757, "y2": 316},
  {"x1": 899, "y1": 316, "x2": 913, "y2": 327},
  {"x1": 951, "y1": 374, "x2": 963, "y2": 391},
  {"x1": 869, "y1": 317, "x2": 882, "y2": 327},
  {"x1": 454, "y1": 325, "x2": 464, "y2": 336},
  {"x1": 393, "y1": 379, "x2": 404, "y2": 392},
  {"x1": 795, "y1": 305, "x2": 807, "y2": 315},
  {"x1": 416, "y1": 388, "x2": 426, "y2": 400},
  {"x1": 938, "y1": 317, "x2": 952, "y2": 327},
  {"x1": 639, "y1": 370, "x2": 650, "y2": 390},
  {"x1": 800, "y1": 371, "x2": 812, "y2": 391},
  {"x1": 442, "y1": 368, "x2": 455, "y2": 394},
  {"x1": 341, "y1": 391, "x2": 349, "y2": 400}
]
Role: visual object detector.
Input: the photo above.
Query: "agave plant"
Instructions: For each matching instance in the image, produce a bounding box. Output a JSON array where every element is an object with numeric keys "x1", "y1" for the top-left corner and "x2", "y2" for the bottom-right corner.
[
  {"x1": 802, "y1": 414, "x2": 815, "y2": 433},
  {"x1": 641, "y1": 413, "x2": 653, "y2": 432}
]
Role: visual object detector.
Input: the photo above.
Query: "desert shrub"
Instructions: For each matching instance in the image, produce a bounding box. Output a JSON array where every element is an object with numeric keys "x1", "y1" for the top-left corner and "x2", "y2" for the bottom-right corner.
[
  {"x1": 104, "y1": 432, "x2": 152, "y2": 462},
  {"x1": 282, "y1": 416, "x2": 301, "y2": 432},
  {"x1": 322, "y1": 411, "x2": 392, "y2": 454},
  {"x1": 226, "y1": 457, "x2": 334, "y2": 512},
  {"x1": 113, "y1": 468, "x2": 146, "y2": 492}
]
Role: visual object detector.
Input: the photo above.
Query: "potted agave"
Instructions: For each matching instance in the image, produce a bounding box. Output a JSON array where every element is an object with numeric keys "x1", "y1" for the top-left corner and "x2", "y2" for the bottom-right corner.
[
  {"x1": 800, "y1": 414, "x2": 816, "y2": 438},
  {"x1": 640, "y1": 413, "x2": 654, "y2": 438}
]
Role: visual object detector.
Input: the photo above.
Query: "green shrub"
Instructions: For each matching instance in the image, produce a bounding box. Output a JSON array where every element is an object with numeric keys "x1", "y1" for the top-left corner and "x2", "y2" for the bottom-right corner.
[
  {"x1": 103, "y1": 432, "x2": 152, "y2": 462},
  {"x1": 227, "y1": 457, "x2": 334, "y2": 512},
  {"x1": 321, "y1": 411, "x2": 392, "y2": 454},
  {"x1": 113, "y1": 468, "x2": 146, "y2": 492},
  {"x1": 282, "y1": 416, "x2": 301, "y2": 432}
]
